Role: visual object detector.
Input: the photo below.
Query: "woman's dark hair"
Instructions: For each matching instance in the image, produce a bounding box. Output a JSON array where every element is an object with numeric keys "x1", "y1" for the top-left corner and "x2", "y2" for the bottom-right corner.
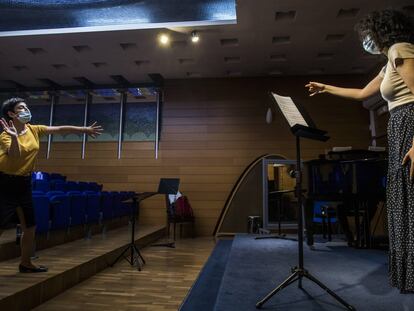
[
  {"x1": 355, "y1": 9, "x2": 414, "y2": 50},
  {"x1": 1, "y1": 97, "x2": 25, "y2": 121}
]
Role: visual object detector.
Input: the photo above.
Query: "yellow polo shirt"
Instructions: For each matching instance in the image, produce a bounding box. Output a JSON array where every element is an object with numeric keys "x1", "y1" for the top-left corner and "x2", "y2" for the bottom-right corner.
[{"x1": 0, "y1": 124, "x2": 48, "y2": 176}]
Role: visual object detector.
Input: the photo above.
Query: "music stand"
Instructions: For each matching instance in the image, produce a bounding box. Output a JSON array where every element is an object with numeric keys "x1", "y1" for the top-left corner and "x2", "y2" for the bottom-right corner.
[
  {"x1": 256, "y1": 93, "x2": 355, "y2": 311},
  {"x1": 158, "y1": 178, "x2": 180, "y2": 196},
  {"x1": 110, "y1": 191, "x2": 157, "y2": 271},
  {"x1": 151, "y1": 178, "x2": 180, "y2": 248}
]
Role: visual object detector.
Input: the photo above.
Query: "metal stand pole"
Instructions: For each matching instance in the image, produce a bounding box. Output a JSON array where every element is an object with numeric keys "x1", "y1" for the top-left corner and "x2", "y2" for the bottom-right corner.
[{"x1": 256, "y1": 136, "x2": 356, "y2": 311}]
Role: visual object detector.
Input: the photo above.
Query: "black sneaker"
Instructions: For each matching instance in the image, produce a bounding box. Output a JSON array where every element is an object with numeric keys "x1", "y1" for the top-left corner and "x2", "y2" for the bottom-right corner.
[{"x1": 19, "y1": 264, "x2": 48, "y2": 273}]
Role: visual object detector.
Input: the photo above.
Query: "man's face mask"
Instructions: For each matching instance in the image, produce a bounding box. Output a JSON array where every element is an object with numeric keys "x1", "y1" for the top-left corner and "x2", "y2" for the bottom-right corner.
[
  {"x1": 16, "y1": 110, "x2": 32, "y2": 124},
  {"x1": 362, "y1": 36, "x2": 381, "y2": 55}
]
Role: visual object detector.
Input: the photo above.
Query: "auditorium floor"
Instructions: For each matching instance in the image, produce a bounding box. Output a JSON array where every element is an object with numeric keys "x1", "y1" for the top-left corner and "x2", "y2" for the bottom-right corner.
[{"x1": 33, "y1": 237, "x2": 216, "y2": 311}]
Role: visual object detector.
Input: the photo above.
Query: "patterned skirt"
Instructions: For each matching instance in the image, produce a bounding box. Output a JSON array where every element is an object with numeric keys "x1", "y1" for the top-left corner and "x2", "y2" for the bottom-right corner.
[{"x1": 387, "y1": 102, "x2": 414, "y2": 291}]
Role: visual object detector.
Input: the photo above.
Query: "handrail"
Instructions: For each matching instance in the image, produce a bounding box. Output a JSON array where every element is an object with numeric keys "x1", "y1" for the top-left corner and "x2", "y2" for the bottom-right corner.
[{"x1": 213, "y1": 153, "x2": 286, "y2": 237}]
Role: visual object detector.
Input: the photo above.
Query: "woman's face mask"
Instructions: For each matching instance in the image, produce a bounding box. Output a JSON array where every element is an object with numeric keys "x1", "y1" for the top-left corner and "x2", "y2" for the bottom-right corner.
[
  {"x1": 16, "y1": 110, "x2": 32, "y2": 124},
  {"x1": 362, "y1": 36, "x2": 381, "y2": 55}
]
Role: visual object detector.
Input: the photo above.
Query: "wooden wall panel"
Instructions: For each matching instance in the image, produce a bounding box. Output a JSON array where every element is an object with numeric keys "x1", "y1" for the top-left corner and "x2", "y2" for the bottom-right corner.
[{"x1": 36, "y1": 76, "x2": 371, "y2": 236}]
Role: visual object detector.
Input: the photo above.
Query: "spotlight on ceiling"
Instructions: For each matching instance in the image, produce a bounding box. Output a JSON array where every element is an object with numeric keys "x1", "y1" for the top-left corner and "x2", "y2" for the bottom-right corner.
[
  {"x1": 159, "y1": 33, "x2": 170, "y2": 45},
  {"x1": 191, "y1": 31, "x2": 200, "y2": 43}
]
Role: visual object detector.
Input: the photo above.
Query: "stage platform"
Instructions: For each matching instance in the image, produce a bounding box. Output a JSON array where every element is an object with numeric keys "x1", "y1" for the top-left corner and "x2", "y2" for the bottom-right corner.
[
  {"x1": 0, "y1": 224, "x2": 165, "y2": 311},
  {"x1": 0, "y1": 217, "x2": 135, "y2": 262},
  {"x1": 181, "y1": 235, "x2": 414, "y2": 311}
]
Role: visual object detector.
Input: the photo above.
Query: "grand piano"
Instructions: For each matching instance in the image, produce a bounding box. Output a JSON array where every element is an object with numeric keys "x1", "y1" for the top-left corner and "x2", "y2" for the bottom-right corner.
[{"x1": 304, "y1": 150, "x2": 387, "y2": 248}]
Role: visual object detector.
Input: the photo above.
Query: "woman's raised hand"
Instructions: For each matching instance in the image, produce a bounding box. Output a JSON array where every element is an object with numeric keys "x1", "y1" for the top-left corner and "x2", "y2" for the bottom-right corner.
[
  {"x1": 0, "y1": 118, "x2": 18, "y2": 137},
  {"x1": 85, "y1": 121, "x2": 103, "y2": 138},
  {"x1": 305, "y1": 82, "x2": 326, "y2": 96}
]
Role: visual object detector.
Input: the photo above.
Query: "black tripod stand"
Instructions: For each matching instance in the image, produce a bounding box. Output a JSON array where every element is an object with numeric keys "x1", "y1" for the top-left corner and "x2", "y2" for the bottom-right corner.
[
  {"x1": 256, "y1": 133, "x2": 355, "y2": 311},
  {"x1": 150, "y1": 178, "x2": 180, "y2": 248},
  {"x1": 111, "y1": 192, "x2": 157, "y2": 271}
]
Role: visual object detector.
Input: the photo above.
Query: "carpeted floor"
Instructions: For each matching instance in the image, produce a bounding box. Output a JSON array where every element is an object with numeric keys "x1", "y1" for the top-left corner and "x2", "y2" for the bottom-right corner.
[
  {"x1": 181, "y1": 235, "x2": 414, "y2": 311},
  {"x1": 180, "y1": 239, "x2": 233, "y2": 311},
  {"x1": 214, "y1": 235, "x2": 414, "y2": 311}
]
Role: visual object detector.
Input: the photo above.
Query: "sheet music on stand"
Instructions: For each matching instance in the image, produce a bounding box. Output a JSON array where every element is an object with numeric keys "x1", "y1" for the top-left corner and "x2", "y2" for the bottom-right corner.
[
  {"x1": 270, "y1": 92, "x2": 308, "y2": 128},
  {"x1": 269, "y1": 92, "x2": 329, "y2": 142}
]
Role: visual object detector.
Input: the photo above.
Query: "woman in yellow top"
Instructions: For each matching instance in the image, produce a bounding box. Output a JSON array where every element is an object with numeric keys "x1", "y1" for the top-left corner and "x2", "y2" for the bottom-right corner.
[
  {"x1": 0, "y1": 97, "x2": 102, "y2": 273},
  {"x1": 306, "y1": 10, "x2": 414, "y2": 293}
]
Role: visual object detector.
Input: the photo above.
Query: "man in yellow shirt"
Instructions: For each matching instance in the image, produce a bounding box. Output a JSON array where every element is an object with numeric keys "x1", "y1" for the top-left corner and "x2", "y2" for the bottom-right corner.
[{"x1": 0, "y1": 97, "x2": 102, "y2": 273}]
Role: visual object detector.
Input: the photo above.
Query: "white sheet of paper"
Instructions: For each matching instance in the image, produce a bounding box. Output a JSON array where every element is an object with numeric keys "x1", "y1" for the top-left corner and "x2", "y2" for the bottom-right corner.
[{"x1": 270, "y1": 92, "x2": 308, "y2": 127}]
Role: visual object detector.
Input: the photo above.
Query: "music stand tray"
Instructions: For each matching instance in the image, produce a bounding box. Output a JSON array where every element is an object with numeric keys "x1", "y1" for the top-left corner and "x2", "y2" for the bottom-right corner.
[
  {"x1": 256, "y1": 93, "x2": 355, "y2": 310},
  {"x1": 158, "y1": 178, "x2": 180, "y2": 195}
]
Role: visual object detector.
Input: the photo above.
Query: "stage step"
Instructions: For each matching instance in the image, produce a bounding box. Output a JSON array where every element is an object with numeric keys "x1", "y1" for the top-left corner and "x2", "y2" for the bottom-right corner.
[
  {"x1": 0, "y1": 224, "x2": 165, "y2": 311},
  {"x1": 0, "y1": 217, "x2": 132, "y2": 262}
]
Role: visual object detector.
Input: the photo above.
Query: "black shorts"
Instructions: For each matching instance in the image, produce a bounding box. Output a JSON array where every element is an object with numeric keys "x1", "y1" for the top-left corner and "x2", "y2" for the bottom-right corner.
[{"x1": 0, "y1": 172, "x2": 36, "y2": 229}]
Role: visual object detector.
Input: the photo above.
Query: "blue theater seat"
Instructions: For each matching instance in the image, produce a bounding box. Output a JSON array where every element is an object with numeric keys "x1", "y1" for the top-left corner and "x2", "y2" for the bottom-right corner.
[
  {"x1": 50, "y1": 173, "x2": 66, "y2": 181},
  {"x1": 34, "y1": 180, "x2": 51, "y2": 192},
  {"x1": 313, "y1": 201, "x2": 338, "y2": 224},
  {"x1": 32, "y1": 190, "x2": 45, "y2": 196},
  {"x1": 46, "y1": 191, "x2": 65, "y2": 197},
  {"x1": 111, "y1": 192, "x2": 123, "y2": 217},
  {"x1": 48, "y1": 194, "x2": 71, "y2": 230},
  {"x1": 51, "y1": 179, "x2": 67, "y2": 192},
  {"x1": 313, "y1": 201, "x2": 338, "y2": 241},
  {"x1": 77, "y1": 182, "x2": 89, "y2": 192},
  {"x1": 88, "y1": 182, "x2": 102, "y2": 192},
  {"x1": 101, "y1": 191, "x2": 114, "y2": 220},
  {"x1": 66, "y1": 191, "x2": 87, "y2": 226},
  {"x1": 66, "y1": 181, "x2": 80, "y2": 192},
  {"x1": 84, "y1": 192, "x2": 101, "y2": 224},
  {"x1": 32, "y1": 194, "x2": 50, "y2": 234}
]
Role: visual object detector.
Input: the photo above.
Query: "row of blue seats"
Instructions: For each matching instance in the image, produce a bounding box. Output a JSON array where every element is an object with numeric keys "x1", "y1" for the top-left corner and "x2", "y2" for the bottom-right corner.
[
  {"x1": 32, "y1": 190, "x2": 136, "y2": 234},
  {"x1": 33, "y1": 180, "x2": 103, "y2": 193},
  {"x1": 32, "y1": 171, "x2": 66, "y2": 182},
  {"x1": 32, "y1": 171, "x2": 103, "y2": 193}
]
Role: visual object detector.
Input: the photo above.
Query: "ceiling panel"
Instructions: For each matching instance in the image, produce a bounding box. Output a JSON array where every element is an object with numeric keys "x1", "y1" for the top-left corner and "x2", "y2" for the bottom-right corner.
[{"x1": 0, "y1": 0, "x2": 412, "y2": 89}]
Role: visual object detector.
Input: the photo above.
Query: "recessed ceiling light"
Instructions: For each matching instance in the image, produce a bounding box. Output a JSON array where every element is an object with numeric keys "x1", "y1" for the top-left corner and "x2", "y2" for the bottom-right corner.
[
  {"x1": 179, "y1": 58, "x2": 195, "y2": 64},
  {"x1": 12, "y1": 65, "x2": 28, "y2": 71},
  {"x1": 317, "y1": 52, "x2": 334, "y2": 60},
  {"x1": 220, "y1": 38, "x2": 239, "y2": 46},
  {"x1": 270, "y1": 54, "x2": 287, "y2": 61},
  {"x1": 269, "y1": 69, "x2": 283, "y2": 75},
  {"x1": 272, "y1": 36, "x2": 290, "y2": 44},
  {"x1": 186, "y1": 72, "x2": 202, "y2": 77},
  {"x1": 325, "y1": 34, "x2": 345, "y2": 42},
  {"x1": 224, "y1": 56, "x2": 241, "y2": 63},
  {"x1": 27, "y1": 47, "x2": 46, "y2": 55},
  {"x1": 135, "y1": 60, "x2": 150, "y2": 66},
  {"x1": 120, "y1": 43, "x2": 137, "y2": 51},
  {"x1": 191, "y1": 31, "x2": 200, "y2": 43},
  {"x1": 275, "y1": 10, "x2": 296, "y2": 21},
  {"x1": 159, "y1": 34, "x2": 170, "y2": 45},
  {"x1": 337, "y1": 8, "x2": 359, "y2": 18}
]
